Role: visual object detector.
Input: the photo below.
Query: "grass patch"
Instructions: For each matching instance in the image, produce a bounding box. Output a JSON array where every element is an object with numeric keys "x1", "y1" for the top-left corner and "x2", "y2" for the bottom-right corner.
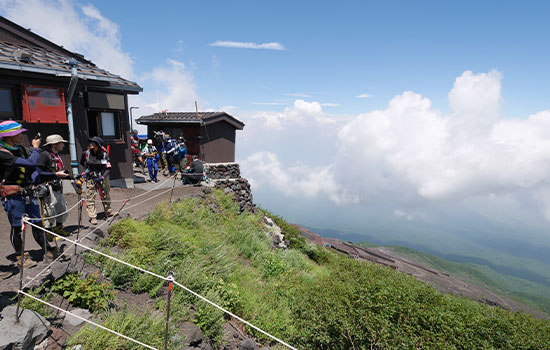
[{"x1": 70, "y1": 189, "x2": 550, "y2": 349}]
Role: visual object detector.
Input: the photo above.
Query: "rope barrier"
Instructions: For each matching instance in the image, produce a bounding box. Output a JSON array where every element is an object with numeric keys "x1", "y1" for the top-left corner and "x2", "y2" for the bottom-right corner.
[
  {"x1": 22, "y1": 187, "x2": 174, "y2": 289},
  {"x1": 17, "y1": 174, "x2": 297, "y2": 350},
  {"x1": 21, "y1": 212, "x2": 298, "y2": 349},
  {"x1": 18, "y1": 291, "x2": 158, "y2": 350},
  {"x1": 170, "y1": 278, "x2": 298, "y2": 350},
  {"x1": 24, "y1": 198, "x2": 84, "y2": 221}
]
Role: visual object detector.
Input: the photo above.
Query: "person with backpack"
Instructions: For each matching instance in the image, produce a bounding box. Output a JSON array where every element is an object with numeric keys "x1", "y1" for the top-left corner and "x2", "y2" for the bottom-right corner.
[
  {"x1": 143, "y1": 139, "x2": 159, "y2": 183},
  {"x1": 80, "y1": 136, "x2": 113, "y2": 225},
  {"x1": 164, "y1": 136, "x2": 177, "y2": 176},
  {"x1": 175, "y1": 136, "x2": 187, "y2": 178},
  {"x1": 0, "y1": 120, "x2": 58, "y2": 270},
  {"x1": 35, "y1": 134, "x2": 70, "y2": 236}
]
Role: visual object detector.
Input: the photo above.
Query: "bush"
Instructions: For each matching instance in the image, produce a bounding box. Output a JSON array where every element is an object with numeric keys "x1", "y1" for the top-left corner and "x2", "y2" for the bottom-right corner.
[{"x1": 51, "y1": 273, "x2": 115, "y2": 312}]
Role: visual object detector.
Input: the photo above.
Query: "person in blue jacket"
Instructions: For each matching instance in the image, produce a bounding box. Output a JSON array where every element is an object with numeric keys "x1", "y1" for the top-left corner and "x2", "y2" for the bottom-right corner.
[
  {"x1": 175, "y1": 136, "x2": 187, "y2": 178},
  {"x1": 0, "y1": 121, "x2": 58, "y2": 270},
  {"x1": 164, "y1": 136, "x2": 177, "y2": 175},
  {"x1": 143, "y1": 139, "x2": 159, "y2": 182}
]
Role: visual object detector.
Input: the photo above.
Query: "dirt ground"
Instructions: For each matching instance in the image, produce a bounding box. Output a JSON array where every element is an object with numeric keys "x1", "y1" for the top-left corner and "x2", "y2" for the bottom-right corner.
[{"x1": 0, "y1": 171, "x2": 204, "y2": 294}]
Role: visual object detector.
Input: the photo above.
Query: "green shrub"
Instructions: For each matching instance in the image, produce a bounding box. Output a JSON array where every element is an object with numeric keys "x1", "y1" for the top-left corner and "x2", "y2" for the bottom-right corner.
[{"x1": 51, "y1": 273, "x2": 115, "y2": 312}]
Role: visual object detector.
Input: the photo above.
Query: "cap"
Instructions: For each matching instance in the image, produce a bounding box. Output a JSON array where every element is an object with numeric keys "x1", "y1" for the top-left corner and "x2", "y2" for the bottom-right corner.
[
  {"x1": 44, "y1": 134, "x2": 68, "y2": 146},
  {"x1": 0, "y1": 120, "x2": 27, "y2": 138}
]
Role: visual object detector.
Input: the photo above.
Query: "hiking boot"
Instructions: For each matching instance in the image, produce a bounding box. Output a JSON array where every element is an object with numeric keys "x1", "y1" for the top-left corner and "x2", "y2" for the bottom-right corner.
[
  {"x1": 89, "y1": 218, "x2": 98, "y2": 225},
  {"x1": 54, "y1": 225, "x2": 71, "y2": 237},
  {"x1": 44, "y1": 249, "x2": 61, "y2": 261},
  {"x1": 16, "y1": 253, "x2": 37, "y2": 269},
  {"x1": 44, "y1": 229, "x2": 55, "y2": 242},
  {"x1": 106, "y1": 209, "x2": 115, "y2": 217}
]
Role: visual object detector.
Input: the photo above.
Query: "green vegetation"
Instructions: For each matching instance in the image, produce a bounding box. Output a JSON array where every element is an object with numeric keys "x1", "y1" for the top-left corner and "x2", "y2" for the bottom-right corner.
[
  {"x1": 51, "y1": 273, "x2": 115, "y2": 312},
  {"x1": 17, "y1": 286, "x2": 53, "y2": 318},
  {"x1": 70, "y1": 190, "x2": 550, "y2": 349},
  {"x1": 386, "y1": 245, "x2": 550, "y2": 315}
]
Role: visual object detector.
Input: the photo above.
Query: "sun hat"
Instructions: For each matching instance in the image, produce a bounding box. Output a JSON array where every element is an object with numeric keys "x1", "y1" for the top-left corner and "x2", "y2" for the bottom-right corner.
[
  {"x1": 44, "y1": 134, "x2": 68, "y2": 146},
  {"x1": 88, "y1": 136, "x2": 104, "y2": 148},
  {"x1": 0, "y1": 120, "x2": 27, "y2": 138},
  {"x1": 147, "y1": 139, "x2": 153, "y2": 145}
]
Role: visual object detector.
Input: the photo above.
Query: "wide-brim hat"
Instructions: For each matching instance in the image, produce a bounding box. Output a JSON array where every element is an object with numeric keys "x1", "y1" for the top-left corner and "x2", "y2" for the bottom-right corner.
[
  {"x1": 44, "y1": 134, "x2": 68, "y2": 146},
  {"x1": 0, "y1": 120, "x2": 27, "y2": 138},
  {"x1": 88, "y1": 136, "x2": 104, "y2": 148}
]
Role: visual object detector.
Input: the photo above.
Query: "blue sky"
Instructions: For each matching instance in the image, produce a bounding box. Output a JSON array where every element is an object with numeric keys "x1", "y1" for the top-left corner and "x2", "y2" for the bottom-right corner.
[
  {"x1": 84, "y1": 0, "x2": 550, "y2": 118},
  {"x1": 3, "y1": 0, "x2": 550, "y2": 268}
]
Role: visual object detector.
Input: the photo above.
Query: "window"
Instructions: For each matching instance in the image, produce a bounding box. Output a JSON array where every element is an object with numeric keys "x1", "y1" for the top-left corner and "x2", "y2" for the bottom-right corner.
[
  {"x1": 0, "y1": 88, "x2": 15, "y2": 120},
  {"x1": 87, "y1": 110, "x2": 121, "y2": 140}
]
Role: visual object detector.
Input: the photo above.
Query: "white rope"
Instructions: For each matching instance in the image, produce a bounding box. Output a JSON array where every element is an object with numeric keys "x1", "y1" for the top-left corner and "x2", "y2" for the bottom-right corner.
[
  {"x1": 170, "y1": 279, "x2": 297, "y2": 350},
  {"x1": 22, "y1": 187, "x2": 174, "y2": 289},
  {"x1": 18, "y1": 291, "x2": 158, "y2": 350},
  {"x1": 88, "y1": 174, "x2": 177, "y2": 203},
  {"x1": 25, "y1": 198, "x2": 84, "y2": 221},
  {"x1": 24, "y1": 221, "x2": 169, "y2": 282},
  {"x1": 21, "y1": 184, "x2": 298, "y2": 350},
  {"x1": 23, "y1": 218, "x2": 297, "y2": 350}
]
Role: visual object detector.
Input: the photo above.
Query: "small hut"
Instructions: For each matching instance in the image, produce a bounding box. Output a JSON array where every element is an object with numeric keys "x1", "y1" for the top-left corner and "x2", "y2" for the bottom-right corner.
[{"x1": 136, "y1": 112, "x2": 245, "y2": 163}]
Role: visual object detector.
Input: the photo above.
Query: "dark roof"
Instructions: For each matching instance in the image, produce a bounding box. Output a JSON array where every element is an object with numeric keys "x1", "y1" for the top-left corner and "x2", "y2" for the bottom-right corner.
[
  {"x1": 136, "y1": 112, "x2": 245, "y2": 130},
  {"x1": 0, "y1": 17, "x2": 141, "y2": 93}
]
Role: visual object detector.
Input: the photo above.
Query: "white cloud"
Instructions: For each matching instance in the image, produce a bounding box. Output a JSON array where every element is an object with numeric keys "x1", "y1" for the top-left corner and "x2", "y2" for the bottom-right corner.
[
  {"x1": 242, "y1": 70, "x2": 550, "y2": 221},
  {"x1": 285, "y1": 93, "x2": 312, "y2": 98},
  {"x1": 247, "y1": 99, "x2": 336, "y2": 131},
  {"x1": 357, "y1": 93, "x2": 371, "y2": 98},
  {"x1": 0, "y1": 0, "x2": 134, "y2": 79},
  {"x1": 209, "y1": 40, "x2": 286, "y2": 51},
  {"x1": 241, "y1": 151, "x2": 358, "y2": 205}
]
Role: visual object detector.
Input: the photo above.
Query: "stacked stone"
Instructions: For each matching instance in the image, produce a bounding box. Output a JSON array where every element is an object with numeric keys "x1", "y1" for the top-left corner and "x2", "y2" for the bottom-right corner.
[
  {"x1": 212, "y1": 178, "x2": 254, "y2": 213},
  {"x1": 204, "y1": 162, "x2": 241, "y2": 179},
  {"x1": 204, "y1": 162, "x2": 254, "y2": 213}
]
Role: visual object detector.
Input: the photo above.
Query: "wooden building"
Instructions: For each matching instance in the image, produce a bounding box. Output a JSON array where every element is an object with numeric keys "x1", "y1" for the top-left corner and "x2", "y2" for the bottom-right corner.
[
  {"x1": 136, "y1": 112, "x2": 245, "y2": 163},
  {"x1": 0, "y1": 16, "x2": 141, "y2": 186}
]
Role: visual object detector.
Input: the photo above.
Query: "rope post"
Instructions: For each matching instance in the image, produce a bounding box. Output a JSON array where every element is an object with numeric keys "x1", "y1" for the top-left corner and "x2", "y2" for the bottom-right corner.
[
  {"x1": 169, "y1": 174, "x2": 177, "y2": 203},
  {"x1": 75, "y1": 197, "x2": 83, "y2": 255},
  {"x1": 16, "y1": 216, "x2": 28, "y2": 322},
  {"x1": 164, "y1": 271, "x2": 174, "y2": 350}
]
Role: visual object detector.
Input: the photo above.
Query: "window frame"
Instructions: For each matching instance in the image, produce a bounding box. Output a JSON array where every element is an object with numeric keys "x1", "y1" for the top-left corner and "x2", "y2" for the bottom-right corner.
[
  {"x1": 0, "y1": 85, "x2": 18, "y2": 121},
  {"x1": 86, "y1": 108, "x2": 123, "y2": 142}
]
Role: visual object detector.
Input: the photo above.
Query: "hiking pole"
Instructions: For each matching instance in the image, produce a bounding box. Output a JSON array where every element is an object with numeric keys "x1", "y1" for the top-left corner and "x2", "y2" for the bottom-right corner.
[
  {"x1": 164, "y1": 271, "x2": 175, "y2": 350},
  {"x1": 108, "y1": 200, "x2": 129, "y2": 226},
  {"x1": 15, "y1": 216, "x2": 28, "y2": 322}
]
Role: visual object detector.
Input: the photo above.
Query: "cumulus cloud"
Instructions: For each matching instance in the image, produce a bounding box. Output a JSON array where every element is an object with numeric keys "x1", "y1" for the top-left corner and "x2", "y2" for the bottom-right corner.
[
  {"x1": 241, "y1": 151, "x2": 358, "y2": 205},
  {"x1": 209, "y1": 40, "x2": 286, "y2": 50},
  {"x1": 242, "y1": 70, "x2": 550, "y2": 221},
  {"x1": 248, "y1": 99, "x2": 335, "y2": 130},
  {"x1": 0, "y1": 0, "x2": 134, "y2": 78}
]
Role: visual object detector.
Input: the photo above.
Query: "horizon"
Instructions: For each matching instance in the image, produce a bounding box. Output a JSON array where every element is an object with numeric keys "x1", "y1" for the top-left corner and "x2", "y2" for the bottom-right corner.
[{"x1": 2, "y1": 0, "x2": 550, "y2": 307}]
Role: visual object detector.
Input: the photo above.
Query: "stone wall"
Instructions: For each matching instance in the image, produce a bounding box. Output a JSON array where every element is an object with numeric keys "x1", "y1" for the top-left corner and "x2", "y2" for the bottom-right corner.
[
  {"x1": 204, "y1": 162, "x2": 240, "y2": 179},
  {"x1": 205, "y1": 162, "x2": 254, "y2": 213}
]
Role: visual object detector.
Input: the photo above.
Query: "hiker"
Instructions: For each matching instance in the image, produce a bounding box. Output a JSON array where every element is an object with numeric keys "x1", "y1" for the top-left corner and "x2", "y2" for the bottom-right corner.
[
  {"x1": 143, "y1": 139, "x2": 159, "y2": 183},
  {"x1": 35, "y1": 134, "x2": 70, "y2": 236},
  {"x1": 175, "y1": 136, "x2": 187, "y2": 177},
  {"x1": 130, "y1": 129, "x2": 143, "y2": 167},
  {"x1": 164, "y1": 136, "x2": 177, "y2": 176},
  {"x1": 0, "y1": 120, "x2": 58, "y2": 269},
  {"x1": 182, "y1": 155, "x2": 204, "y2": 185},
  {"x1": 155, "y1": 131, "x2": 167, "y2": 172},
  {"x1": 80, "y1": 136, "x2": 113, "y2": 225}
]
